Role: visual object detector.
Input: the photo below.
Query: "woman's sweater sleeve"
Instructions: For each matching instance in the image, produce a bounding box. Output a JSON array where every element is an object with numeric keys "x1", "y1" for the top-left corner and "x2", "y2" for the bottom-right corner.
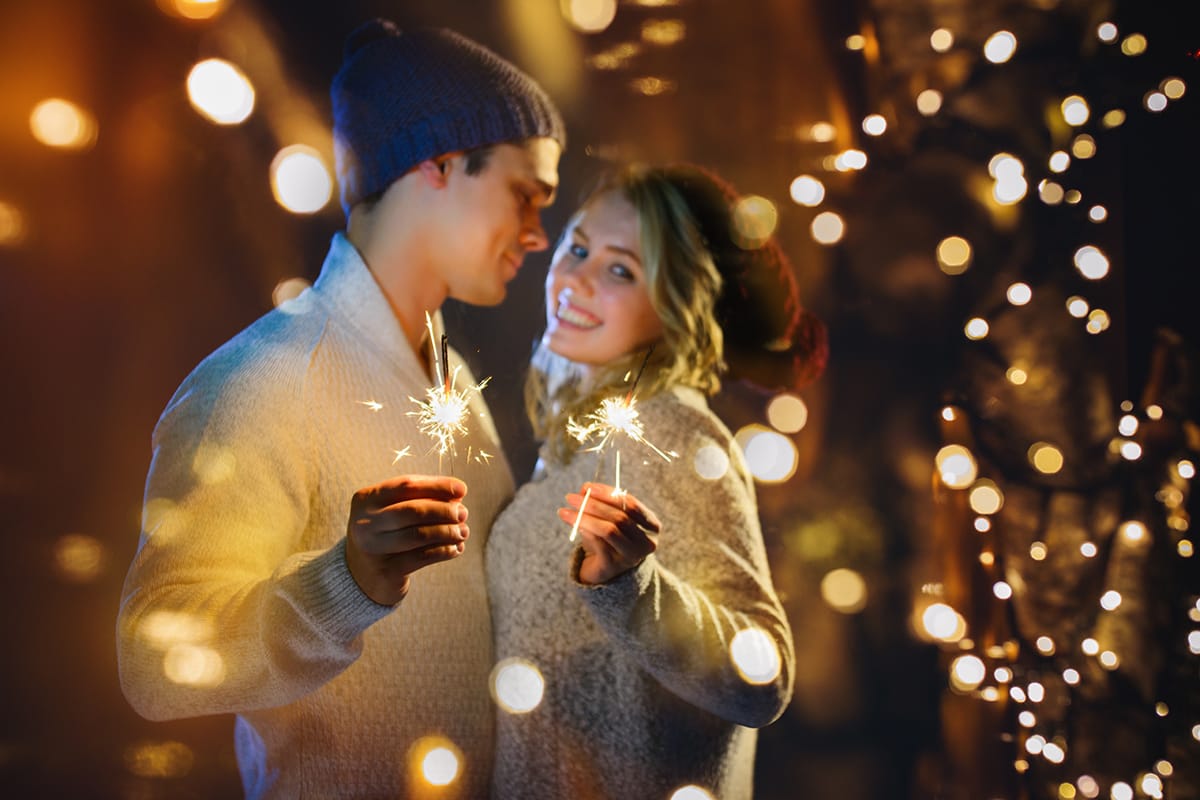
[
  {"x1": 571, "y1": 395, "x2": 796, "y2": 728},
  {"x1": 116, "y1": 347, "x2": 392, "y2": 722}
]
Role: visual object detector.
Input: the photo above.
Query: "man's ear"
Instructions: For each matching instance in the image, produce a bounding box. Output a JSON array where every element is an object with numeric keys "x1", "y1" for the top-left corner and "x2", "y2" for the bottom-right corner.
[{"x1": 417, "y1": 158, "x2": 448, "y2": 187}]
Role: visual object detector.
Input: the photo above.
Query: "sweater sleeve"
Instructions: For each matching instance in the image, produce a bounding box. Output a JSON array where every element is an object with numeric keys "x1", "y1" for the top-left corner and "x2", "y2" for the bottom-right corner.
[
  {"x1": 116, "y1": 342, "x2": 393, "y2": 721},
  {"x1": 570, "y1": 392, "x2": 795, "y2": 729}
]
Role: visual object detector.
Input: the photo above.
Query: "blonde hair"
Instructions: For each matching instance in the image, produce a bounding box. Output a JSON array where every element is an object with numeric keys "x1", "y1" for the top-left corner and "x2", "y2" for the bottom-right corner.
[{"x1": 526, "y1": 165, "x2": 727, "y2": 463}]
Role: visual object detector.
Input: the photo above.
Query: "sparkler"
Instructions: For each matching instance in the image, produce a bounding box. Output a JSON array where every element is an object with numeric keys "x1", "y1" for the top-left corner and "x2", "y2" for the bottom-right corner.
[
  {"x1": 565, "y1": 347, "x2": 676, "y2": 540},
  {"x1": 407, "y1": 313, "x2": 491, "y2": 473}
]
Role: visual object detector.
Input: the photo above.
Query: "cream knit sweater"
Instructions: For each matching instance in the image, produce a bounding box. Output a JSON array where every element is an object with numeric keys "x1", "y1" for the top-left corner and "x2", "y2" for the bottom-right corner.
[
  {"x1": 117, "y1": 233, "x2": 514, "y2": 798},
  {"x1": 487, "y1": 386, "x2": 795, "y2": 800}
]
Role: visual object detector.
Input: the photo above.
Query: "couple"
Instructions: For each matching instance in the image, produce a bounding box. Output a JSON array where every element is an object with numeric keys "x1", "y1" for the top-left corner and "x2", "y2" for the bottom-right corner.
[{"x1": 116, "y1": 19, "x2": 824, "y2": 800}]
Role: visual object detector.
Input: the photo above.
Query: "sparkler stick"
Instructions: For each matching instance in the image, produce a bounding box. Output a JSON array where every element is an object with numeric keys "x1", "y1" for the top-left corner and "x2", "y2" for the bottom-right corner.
[
  {"x1": 569, "y1": 486, "x2": 592, "y2": 542},
  {"x1": 564, "y1": 346, "x2": 674, "y2": 535},
  {"x1": 407, "y1": 312, "x2": 491, "y2": 474}
]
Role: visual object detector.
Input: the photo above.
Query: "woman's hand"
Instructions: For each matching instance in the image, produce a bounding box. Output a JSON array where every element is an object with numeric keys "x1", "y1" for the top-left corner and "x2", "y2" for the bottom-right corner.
[{"x1": 560, "y1": 482, "x2": 662, "y2": 585}]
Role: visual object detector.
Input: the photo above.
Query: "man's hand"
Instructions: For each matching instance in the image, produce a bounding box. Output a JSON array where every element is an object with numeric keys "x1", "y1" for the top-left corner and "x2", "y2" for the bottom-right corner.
[
  {"x1": 560, "y1": 482, "x2": 662, "y2": 586},
  {"x1": 345, "y1": 475, "x2": 469, "y2": 605}
]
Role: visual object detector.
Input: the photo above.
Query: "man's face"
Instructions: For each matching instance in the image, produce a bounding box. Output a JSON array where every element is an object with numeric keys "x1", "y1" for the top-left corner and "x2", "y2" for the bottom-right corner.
[{"x1": 435, "y1": 138, "x2": 560, "y2": 307}]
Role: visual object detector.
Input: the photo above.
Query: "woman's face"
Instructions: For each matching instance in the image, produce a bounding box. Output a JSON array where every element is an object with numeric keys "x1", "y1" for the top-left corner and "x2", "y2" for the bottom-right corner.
[{"x1": 544, "y1": 190, "x2": 664, "y2": 368}]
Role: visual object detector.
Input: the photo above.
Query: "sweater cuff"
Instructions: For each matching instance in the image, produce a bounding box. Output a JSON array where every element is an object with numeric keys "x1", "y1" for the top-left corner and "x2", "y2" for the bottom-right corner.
[
  {"x1": 571, "y1": 547, "x2": 655, "y2": 612},
  {"x1": 292, "y1": 541, "x2": 395, "y2": 644}
]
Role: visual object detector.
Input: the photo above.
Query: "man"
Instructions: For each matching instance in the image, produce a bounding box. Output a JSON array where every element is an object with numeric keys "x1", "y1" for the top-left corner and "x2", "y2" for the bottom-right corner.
[{"x1": 116, "y1": 19, "x2": 563, "y2": 798}]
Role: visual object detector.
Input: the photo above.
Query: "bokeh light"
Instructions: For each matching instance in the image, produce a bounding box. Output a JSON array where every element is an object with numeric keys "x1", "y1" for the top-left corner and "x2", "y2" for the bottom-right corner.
[
  {"x1": 53, "y1": 533, "x2": 106, "y2": 583},
  {"x1": 157, "y1": 0, "x2": 228, "y2": 20},
  {"x1": 422, "y1": 747, "x2": 460, "y2": 786},
  {"x1": 937, "y1": 236, "x2": 972, "y2": 275},
  {"x1": 1048, "y1": 151, "x2": 1070, "y2": 172},
  {"x1": 1074, "y1": 245, "x2": 1110, "y2": 280},
  {"x1": 920, "y1": 602, "x2": 967, "y2": 642},
  {"x1": 935, "y1": 444, "x2": 978, "y2": 488},
  {"x1": 810, "y1": 211, "x2": 845, "y2": 245},
  {"x1": 1039, "y1": 180, "x2": 1065, "y2": 205},
  {"x1": 766, "y1": 393, "x2": 809, "y2": 433},
  {"x1": 917, "y1": 89, "x2": 943, "y2": 116},
  {"x1": 930, "y1": 28, "x2": 954, "y2": 52},
  {"x1": 862, "y1": 114, "x2": 887, "y2": 136},
  {"x1": 29, "y1": 98, "x2": 98, "y2": 150},
  {"x1": 270, "y1": 145, "x2": 333, "y2": 214},
  {"x1": 0, "y1": 201, "x2": 26, "y2": 246},
  {"x1": 732, "y1": 195, "x2": 778, "y2": 248},
  {"x1": 562, "y1": 0, "x2": 618, "y2": 32},
  {"x1": 729, "y1": 627, "x2": 782, "y2": 685},
  {"x1": 273, "y1": 277, "x2": 311, "y2": 308},
  {"x1": 163, "y1": 644, "x2": 225, "y2": 687},
  {"x1": 671, "y1": 786, "x2": 716, "y2": 800},
  {"x1": 1029, "y1": 442, "x2": 1064, "y2": 474},
  {"x1": 949, "y1": 654, "x2": 986, "y2": 691},
  {"x1": 1120, "y1": 33, "x2": 1147, "y2": 56},
  {"x1": 964, "y1": 317, "x2": 989, "y2": 340},
  {"x1": 1086, "y1": 308, "x2": 1111, "y2": 334},
  {"x1": 1161, "y1": 77, "x2": 1186, "y2": 100},
  {"x1": 789, "y1": 175, "x2": 825, "y2": 207},
  {"x1": 1061, "y1": 95, "x2": 1090, "y2": 126},
  {"x1": 490, "y1": 657, "x2": 545, "y2": 714},
  {"x1": 808, "y1": 122, "x2": 836, "y2": 142},
  {"x1": 1089, "y1": 205, "x2": 1107, "y2": 222},
  {"x1": 1066, "y1": 296, "x2": 1089, "y2": 317},
  {"x1": 969, "y1": 480, "x2": 1004, "y2": 515},
  {"x1": 835, "y1": 149, "x2": 868, "y2": 171},
  {"x1": 1007, "y1": 282, "x2": 1032, "y2": 305},
  {"x1": 821, "y1": 568, "x2": 868, "y2": 614},
  {"x1": 186, "y1": 59, "x2": 255, "y2": 125},
  {"x1": 124, "y1": 739, "x2": 195, "y2": 779},
  {"x1": 983, "y1": 31, "x2": 1018, "y2": 63},
  {"x1": 692, "y1": 443, "x2": 731, "y2": 481},
  {"x1": 735, "y1": 426, "x2": 798, "y2": 483},
  {"x1": 641, "y1": 19, "x2": 685, "y2": 45},
  {"x1": 1144, "y1": 91, "x2": 1168, "y2": 112},
  {"x1": 1072, "y1": 134, "x2": 1097, "y2": 158},
  {"x1": 1097, "y1": 22, "x2": 1118, "y2": 43}
]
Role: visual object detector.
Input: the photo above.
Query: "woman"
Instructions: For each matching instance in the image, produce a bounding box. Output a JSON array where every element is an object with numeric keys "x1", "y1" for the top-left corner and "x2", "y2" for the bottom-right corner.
[{"x1": 486, "y1": 164, "x2": 826, "y2": 800}]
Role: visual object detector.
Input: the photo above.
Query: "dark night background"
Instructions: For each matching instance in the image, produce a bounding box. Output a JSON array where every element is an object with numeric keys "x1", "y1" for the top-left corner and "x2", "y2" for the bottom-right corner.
[{"x1": 1, "y1": 1, "x2": 1198, "y2": 797}]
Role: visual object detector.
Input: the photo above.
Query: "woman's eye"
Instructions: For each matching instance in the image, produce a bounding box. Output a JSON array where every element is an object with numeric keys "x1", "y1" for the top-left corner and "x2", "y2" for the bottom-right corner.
[
  {"x1": 568, "y1": 243, "x2": 588, "y2": 259},
  {"x1": 608, "y1": 263, "x2": 634, "y2": 281}
]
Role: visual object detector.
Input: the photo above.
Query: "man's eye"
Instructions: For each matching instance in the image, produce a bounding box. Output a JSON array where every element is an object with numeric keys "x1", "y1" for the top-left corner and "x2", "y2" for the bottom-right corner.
[{"x1": 568, "y1": 243, "x2": 588, "y2": 259}]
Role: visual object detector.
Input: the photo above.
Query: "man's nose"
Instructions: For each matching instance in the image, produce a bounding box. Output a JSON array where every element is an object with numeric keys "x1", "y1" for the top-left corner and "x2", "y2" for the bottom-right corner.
[{"x1": 519, "y1": 213, "x2": 549, "y2": 252}]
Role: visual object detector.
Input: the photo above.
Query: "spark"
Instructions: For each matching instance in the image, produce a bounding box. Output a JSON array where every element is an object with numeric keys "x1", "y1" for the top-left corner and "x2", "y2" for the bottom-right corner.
[
  {"x1": 407, "y1": 313, "x2": 490, "y2": 463},
  {"x1": 359, "y1": 400, "x2": 384, "y2": 411},
  {"x1": 392, "y1": 446, "x2": 411, "y2": 464},
  {"x1": 566, "y1": 393, "x2": 677, "y2": 463},
  {"x1": 467, "y1": 446, "x2": 494, "y2": 464}
]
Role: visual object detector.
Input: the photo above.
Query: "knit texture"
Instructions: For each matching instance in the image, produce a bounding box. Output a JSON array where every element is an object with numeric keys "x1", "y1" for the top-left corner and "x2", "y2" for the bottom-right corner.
[
  {"x1": 332, "y1": 20, "x2": 566, "y2": 216},
  {"x1": 117, "y1": 233, "x2": 515, "y2": 798},
  {"x1": 486, "y1": 387, "x2": 795, "y2": 800}
]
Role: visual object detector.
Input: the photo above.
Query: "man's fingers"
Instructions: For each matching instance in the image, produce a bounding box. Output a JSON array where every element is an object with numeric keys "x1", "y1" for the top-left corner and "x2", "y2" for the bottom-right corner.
[
  {"x1": 358, "y1": 474, "x2": 467, "y2": 507},
  {"x1": 357, "y1": 497, "x2": 468, "y2": 535},
  {"x1": 357, "y1": 521, "x2": 469, "y2": 556}
]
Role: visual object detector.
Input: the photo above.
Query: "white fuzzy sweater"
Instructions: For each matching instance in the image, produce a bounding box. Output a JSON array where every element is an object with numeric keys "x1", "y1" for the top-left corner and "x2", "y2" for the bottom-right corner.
[
  {"x1": 486, "y1": 386, "x2": 795, "y2": 800},
  {"x1": 117, "y1": 233, "x2": 514, "y2": 798}
]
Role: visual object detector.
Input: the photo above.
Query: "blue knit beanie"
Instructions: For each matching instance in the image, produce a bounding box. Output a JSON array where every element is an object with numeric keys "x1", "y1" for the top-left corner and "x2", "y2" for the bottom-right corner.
[{"x1": 331, "y1": 19, "x2": 566, "y2": 217}]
